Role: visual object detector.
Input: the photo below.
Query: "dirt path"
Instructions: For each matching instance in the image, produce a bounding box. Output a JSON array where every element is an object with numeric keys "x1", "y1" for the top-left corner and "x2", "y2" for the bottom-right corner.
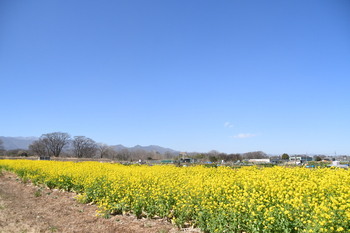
[{"x1": 0, "y1": 172, "x2": 199, "y2": 233}]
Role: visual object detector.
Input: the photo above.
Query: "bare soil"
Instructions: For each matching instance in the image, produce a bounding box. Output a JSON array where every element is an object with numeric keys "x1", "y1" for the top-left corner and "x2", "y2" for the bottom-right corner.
[{"x1": 0, "y1": 172, "x2": 200, "y2": 233}]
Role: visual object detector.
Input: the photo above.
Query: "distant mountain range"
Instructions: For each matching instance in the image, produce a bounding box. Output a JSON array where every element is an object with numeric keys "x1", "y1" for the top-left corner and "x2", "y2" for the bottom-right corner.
[
  {"x1": 0, "y1": 136, "x2": 180, "y2": 154},
  {"x1": 0, "y1": 136, "x2": 38, "y2": 150},
  {"x1": 110, "y1": 144, "x2": 179, "y2": 155}
]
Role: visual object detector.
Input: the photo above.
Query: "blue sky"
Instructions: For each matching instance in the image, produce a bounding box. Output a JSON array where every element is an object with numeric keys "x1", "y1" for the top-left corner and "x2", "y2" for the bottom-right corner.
[{"x1": 1, "y1": 0, "x2": 349, "y2": 155}]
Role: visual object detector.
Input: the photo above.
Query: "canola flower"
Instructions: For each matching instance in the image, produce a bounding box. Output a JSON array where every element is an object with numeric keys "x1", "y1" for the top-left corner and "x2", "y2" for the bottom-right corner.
[{"x1": 1, "y1": 159, "x2": 350, "y2": 233}]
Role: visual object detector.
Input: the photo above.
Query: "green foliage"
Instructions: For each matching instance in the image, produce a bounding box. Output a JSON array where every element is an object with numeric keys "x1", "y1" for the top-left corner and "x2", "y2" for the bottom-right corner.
[
  {"x1": 48, "y1": 225, "x2": 58, "y2": 232},
  {"x1": 281, "y1": 153, "x2": 289, "y2": 160},
  {"x1": 34, "y1": 188, "x2": 42, "y2": 197}
]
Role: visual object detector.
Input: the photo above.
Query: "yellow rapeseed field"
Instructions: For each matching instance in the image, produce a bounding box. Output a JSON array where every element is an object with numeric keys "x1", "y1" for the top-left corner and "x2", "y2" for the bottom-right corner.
[{"x1": 1, "y1": 159, "x2": 349, "y2": 232}]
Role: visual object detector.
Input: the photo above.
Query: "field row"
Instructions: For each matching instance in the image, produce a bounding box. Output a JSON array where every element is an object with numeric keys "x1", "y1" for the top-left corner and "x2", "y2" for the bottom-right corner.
[{"x1": 1, "y1": 160, "x2": 349, "y2": 232}]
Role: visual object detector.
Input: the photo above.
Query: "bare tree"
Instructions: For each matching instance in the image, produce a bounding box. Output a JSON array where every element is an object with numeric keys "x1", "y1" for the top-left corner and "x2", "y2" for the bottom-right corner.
[
  {"x1": 164, "y1": 151, "x2": 175, "y2": 159},
  {"x1": 29, "y1": 139, "x2": 49, "y2": 157},
  {"x1": 208, "y1": 150, "x2": 220, "y2": 157},
  {"x1": 40, "y1": 132, "x2": 70, "y2": 157},
  {"x1": 97, "y1": 143, "x2": 110, "y2": 158},
  {"x1": 227, "y1": 153, "x2": 242, "y2": 162},
  {"x1": 72, "y1": 136, "x2": 97, "y2": 158},
  {"x1": 130, "y1": 149, "x2": 149, "y2": 161},
  {"x1": 115, "y1": 149, "x2": 131, "y2": 161},
  {"x1": 243, "y1": 151, "x2": 268, "y2": 159}
]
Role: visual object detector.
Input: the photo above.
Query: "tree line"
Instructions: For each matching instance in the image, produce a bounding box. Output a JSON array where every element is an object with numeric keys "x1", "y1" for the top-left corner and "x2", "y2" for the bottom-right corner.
[
  {"x1": 186, "y1": 150, "x2": 269, "y2": 162},
  {"x1": 0, "y1": 134, "x2": 269, "y2": 162},
  {"x1": 1, "y1": 134, "x2": 331, "y2": 162},
  {"x1": 0, "y1": 132, "x2": 175, "y2": 161}
]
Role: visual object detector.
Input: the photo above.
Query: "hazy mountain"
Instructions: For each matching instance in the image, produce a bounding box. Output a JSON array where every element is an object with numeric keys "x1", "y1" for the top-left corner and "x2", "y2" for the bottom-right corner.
[
  {"x1": 0, "y1": 136, "x2": 38, "y2": 150},
  {"x1": 111, "y1": 144, "x2": 180, "y2": 155},
  {"x1": 111, "y1": 144, "x2": 128, "y2": 151}
]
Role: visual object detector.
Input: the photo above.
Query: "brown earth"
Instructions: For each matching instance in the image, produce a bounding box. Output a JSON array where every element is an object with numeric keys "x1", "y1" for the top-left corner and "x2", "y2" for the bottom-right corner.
[{"x1": 0, "y1": 172, "x2": 201, "y2": 233}]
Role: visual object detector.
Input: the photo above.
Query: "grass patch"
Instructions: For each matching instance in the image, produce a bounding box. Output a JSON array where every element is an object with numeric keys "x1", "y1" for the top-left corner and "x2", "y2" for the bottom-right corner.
[{"x1": 34, "y1": 188, "x2": 42, "y2": 197}]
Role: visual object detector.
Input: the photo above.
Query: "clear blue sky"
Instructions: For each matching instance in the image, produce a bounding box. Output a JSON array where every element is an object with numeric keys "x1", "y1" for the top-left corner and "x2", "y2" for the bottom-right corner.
[{"x1": 1, "y1": 0, "x2": 349, "y2": 155}]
